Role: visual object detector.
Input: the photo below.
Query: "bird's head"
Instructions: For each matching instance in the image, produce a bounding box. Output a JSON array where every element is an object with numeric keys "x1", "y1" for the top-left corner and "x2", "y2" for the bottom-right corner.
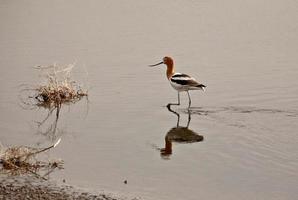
[
  {"x1": 163, "y1": 56, "x2": 173, "y2": 67},
  {"x1": 149, "y1": 56, "x2": 174, "y2": 67}
]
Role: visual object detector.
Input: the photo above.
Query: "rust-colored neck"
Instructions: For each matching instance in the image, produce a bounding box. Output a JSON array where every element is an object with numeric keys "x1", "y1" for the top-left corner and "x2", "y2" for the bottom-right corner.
[
  {"x1": 166, "y1": 63, "x2": 175, "y2": 79},
  {"x1": 163, "y1": 56, "x2": 175, "y2": 79},
  {"x1": 164, "y1": 136, "x2": 172, "y2": 155}
]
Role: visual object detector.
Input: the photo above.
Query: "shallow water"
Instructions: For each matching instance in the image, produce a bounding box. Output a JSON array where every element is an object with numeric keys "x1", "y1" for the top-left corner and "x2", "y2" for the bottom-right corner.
[{"x1": 1, "y1": 1, "x2": 298, "y2": 199}]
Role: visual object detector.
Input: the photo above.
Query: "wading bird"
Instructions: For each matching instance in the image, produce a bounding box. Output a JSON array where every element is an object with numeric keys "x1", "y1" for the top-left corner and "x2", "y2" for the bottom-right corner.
[{"x1": 149, "y1": 56, "x2": 206, "y2": 108}]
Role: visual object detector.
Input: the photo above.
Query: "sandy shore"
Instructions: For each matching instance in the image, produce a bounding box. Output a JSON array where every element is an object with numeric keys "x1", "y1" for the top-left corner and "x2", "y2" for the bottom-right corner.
[{"x1": 0, "y1": 176, "x2": 139, "y2": 200}]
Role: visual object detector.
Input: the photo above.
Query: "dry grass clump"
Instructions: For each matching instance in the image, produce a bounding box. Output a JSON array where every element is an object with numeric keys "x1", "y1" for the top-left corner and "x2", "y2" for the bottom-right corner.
[
  {"x1": 0, "y1": 139, "x2": 63, "y2": 179},
  {"x1": 34, "y1": 63, "x2": 88, "y2": 108}
]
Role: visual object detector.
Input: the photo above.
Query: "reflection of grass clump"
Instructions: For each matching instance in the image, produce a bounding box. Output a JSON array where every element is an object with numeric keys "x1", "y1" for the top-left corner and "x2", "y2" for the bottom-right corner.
[
  {"x1": 0, "y1": 139, "x2": 63, "y2": 179},
  {"x1": 35, "y1": 64, "x2": 88, "y2": 108}
]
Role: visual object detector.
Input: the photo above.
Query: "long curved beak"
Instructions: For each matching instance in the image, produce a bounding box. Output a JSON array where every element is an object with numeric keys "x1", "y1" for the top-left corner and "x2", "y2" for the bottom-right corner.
[{"x1": 149, "y1": 61, "x2": 163, "y2": 67}]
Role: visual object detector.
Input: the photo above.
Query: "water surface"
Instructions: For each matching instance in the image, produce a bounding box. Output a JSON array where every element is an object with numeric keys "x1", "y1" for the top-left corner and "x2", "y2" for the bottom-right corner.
[{"x1": 1, "y1": 1, "x2": 298, "y2": 200}]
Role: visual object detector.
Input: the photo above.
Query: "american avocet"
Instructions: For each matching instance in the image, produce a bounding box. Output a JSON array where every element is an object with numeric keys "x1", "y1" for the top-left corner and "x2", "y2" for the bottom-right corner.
[{"x1": 149, "y1": 56, "x2": 206, "y2": 108}]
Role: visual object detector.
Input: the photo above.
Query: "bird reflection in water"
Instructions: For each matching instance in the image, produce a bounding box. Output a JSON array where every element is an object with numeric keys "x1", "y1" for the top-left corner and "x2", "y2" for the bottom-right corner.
[{"x1": 159, "y1": 105, "x2": 204, "y2": 160}]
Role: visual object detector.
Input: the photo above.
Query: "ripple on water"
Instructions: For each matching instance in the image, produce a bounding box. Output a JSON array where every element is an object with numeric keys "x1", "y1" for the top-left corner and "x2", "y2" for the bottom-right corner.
[
  {"x1": 181, "y1": 106, "x2": 298, "y2": 176},
  {"x1": 185, "y1": 106, "x2": 298, "y2": 117}
]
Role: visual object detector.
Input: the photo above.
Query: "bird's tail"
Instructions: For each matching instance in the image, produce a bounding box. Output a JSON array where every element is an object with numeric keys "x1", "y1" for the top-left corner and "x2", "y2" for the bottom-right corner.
[{"x1": 196, "y1": 84, "x2": 206, "y2": 91}]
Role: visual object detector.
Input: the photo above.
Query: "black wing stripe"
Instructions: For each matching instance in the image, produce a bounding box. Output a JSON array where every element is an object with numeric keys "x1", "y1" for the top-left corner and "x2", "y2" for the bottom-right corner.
[
  {"x1": 171, "y1": 78, "x2": 201, "y2": 86},
  {"x1": 171, "y1": 78, "x2": 206, "y2": 87},
  {"x1": 172, "y1": 73, "x2": 191, "y2": 78},
  {"x1": 171, "y1": 79, "x2": 189, "y2": 85}
]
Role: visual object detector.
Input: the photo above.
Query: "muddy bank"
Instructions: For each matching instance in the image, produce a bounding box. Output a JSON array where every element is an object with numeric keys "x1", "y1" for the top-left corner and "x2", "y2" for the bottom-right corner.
[{"x1": 0, "y1": 176, "x2": 139, "y2": 200}]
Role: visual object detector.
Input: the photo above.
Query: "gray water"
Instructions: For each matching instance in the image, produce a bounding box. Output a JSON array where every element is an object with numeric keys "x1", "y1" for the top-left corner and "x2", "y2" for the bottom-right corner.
[{"x1": 1, "y1": 1, "x2": 298, "y2": 199}]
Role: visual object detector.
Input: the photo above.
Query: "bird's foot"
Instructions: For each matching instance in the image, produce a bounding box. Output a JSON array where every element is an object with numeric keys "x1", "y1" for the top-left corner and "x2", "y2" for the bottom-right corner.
[{"x1": 167, "y1": 103, "x2": 180, "y2": 109}]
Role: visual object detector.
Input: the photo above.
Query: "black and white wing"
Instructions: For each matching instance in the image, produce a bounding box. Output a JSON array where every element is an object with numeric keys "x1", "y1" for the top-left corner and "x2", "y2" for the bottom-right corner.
[{"x1": 170, "y1": 73, "x2": 206, "y2": 90}]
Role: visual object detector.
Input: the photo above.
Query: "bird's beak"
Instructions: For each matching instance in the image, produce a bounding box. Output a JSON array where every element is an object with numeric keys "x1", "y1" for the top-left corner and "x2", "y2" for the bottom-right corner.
[{"x1": 149, "y1": 61, "x2": 164, "y2": 67}]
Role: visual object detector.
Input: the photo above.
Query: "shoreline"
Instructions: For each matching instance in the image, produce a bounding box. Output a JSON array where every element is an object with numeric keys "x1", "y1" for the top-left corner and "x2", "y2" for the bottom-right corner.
[{"x1": 0, "y1": 176, "x2": 140, "y2": 200}]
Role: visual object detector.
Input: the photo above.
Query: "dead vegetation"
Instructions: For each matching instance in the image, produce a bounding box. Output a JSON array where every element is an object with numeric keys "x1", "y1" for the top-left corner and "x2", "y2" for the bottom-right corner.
[
  {"x1": 19, "y1": 63, "x2": 88, "y2": 111},
  {"x1": 17, "y1": 63, "x2": 89, "y2": 142},
  {"x1": 0, "y1": 139, "x2": 63, "y2": 180},
  {"x1": 34, "y1": 63, "x2": 88, "y2": 108},
  {"x1": 5, "y1": 64, "x2": 88, "y2": 178}
]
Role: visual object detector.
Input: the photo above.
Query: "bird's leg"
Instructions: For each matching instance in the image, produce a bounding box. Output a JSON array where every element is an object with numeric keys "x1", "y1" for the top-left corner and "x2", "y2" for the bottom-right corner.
[
  {"x1": 187, "y1": 91, "x2": 191, "y2": 109},
  {"x1": 186, "y1": 108, "x2": 191, "y2": 128},
  {"x1": 167, "y1": 92, "x2": 180, "y2": 108},
  {"x1": 166, "y1": 103, "x2": 180, "y2": 127}
]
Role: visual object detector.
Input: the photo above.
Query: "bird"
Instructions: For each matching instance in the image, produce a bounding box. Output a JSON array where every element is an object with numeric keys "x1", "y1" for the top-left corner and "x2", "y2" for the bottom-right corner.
[{"x1": 149, "y1": 56, "x2": 206, "y2": 108}]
